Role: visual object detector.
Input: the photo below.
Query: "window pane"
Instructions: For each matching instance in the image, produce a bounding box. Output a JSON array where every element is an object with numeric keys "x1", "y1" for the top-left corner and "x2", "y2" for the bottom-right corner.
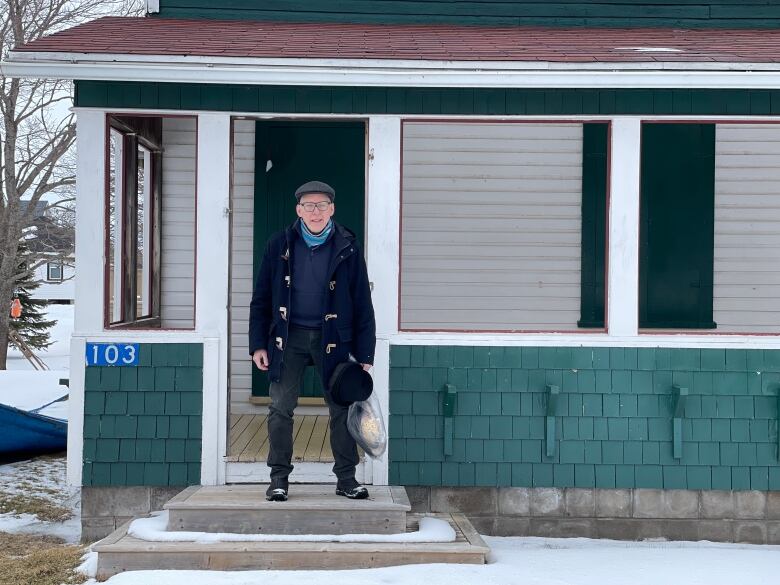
[
  {"x1": 137, "y1": 145, "x2": 152, "y2": 317},
  {"x1": 108, "y1": 128, "x2": 123, "y2": 323}
]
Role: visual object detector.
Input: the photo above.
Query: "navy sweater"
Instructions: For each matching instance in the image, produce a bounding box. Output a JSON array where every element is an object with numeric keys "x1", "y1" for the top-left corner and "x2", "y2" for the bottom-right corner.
[{"x1": 290, "y1": 231, "x2": 334, "y2": 328}]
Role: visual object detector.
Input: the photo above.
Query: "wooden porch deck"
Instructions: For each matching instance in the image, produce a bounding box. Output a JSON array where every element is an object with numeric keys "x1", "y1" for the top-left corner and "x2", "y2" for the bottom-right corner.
[{"x1": 227, "y1": 414, "x2": 334, "y2": 463}]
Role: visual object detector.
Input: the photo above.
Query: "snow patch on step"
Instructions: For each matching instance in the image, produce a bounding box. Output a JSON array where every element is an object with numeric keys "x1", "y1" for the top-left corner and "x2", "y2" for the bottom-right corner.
[{"x1": 128, "y1": 511, "x2": 457, "y2": 543}]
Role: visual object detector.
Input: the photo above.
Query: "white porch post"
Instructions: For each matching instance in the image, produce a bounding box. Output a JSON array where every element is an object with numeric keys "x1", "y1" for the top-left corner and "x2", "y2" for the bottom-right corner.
[
  {"x1": 68, "y1": 110, "x2": 107, "y2": 486},
  {"x1": 196, "y1": 113, "x2": 231, "y2": 485},
  {"x1": 608, "y1": 118, "x2": 642, "y2": 337},
  {"x1": 366, "y1": 116, "x2": 401, "y2": 485}
]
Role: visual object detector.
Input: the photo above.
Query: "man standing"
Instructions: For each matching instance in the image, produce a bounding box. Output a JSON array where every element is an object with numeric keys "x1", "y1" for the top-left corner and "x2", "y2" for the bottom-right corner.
[{"x1": 249, "y1": 180, "x2": 376, "y2": 502}]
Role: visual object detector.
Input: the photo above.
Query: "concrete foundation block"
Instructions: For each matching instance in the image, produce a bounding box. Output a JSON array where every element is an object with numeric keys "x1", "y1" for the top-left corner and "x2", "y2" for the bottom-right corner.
[
  {"x1": 735, "y1": 491, "x2": 767, "y2": 519},
  {"x1": 765, "y1": 492, "x2": 780, "y2": 520},
  {"x1": 81, "y1": 486, "x2": 151, "y2": 518},
  {"x1": 700, "y1": 491, "x2": 735, "y2": 519},
  {"x1": 466, "y1": 515, "x2": 496, "y2": 536},
  {"x1": 596, "y1": 489, "x2": 631, "y2": 518},
  {"x1": 766, "y1": 521, "x2": 780, "y2": 545},
  {"x1": 529, "y1": 518, "x2": 595, "y2": 539},
  {"x1": 595, "y1": 518, "x2": 642, "y2": 541},
  {"x1": 698, "y1": 520, "x2": 734, "y2": 543},
  {"x1": 431, "y1": 487, "x2": 497, "y2": 515},
  {"x1": 81, "y1": 516, "x2": 117, "y2": 544},
  {"x1": 404, "y1": 486, "x2": 431, "y2": 512},
  {"x1": 735, "y1": 521, "x2": 767, "y2": 544},
  {"x1": 633, "y1": 489, "x2": 698, "y2": 519},
  {"x1": 529, "y1": 487, "x2": 565, "y2": 517},
  {"x1": 150, "y1": 487, "x2": 184, "y2": 511},
  {"x1": 564, "y1": 488, "x2": 595, "y2": 518},
  {"x1": 492, "y1": 516, "x2": 531, "y2": 536},
  {"x1": 498, "y1": 488, "x2": 530, "y2": 516}
]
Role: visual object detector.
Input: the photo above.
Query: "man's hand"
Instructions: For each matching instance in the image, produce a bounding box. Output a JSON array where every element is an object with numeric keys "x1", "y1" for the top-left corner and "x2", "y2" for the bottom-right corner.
[
  {"x1": 361, "y1": 363, "x2": 372, "y2": 372},
  {"x1": 252, "y1": 349, "x2": 270, "y2": 371}
]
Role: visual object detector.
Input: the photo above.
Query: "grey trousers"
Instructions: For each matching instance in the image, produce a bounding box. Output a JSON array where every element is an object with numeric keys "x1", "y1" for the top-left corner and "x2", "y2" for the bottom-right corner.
[{"x1": 267, "y1": 326, "x2": 359, "y2": 482}]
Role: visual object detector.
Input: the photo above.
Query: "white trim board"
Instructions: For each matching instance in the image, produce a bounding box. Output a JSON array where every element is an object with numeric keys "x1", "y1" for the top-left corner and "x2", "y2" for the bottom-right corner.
[{"x1": 5, "y1": 56, "x2": 780, "y2": 88}]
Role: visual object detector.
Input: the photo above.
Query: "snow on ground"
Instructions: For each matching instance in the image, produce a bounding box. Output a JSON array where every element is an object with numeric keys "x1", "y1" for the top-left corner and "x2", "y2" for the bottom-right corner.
[
  {"x1": 78, "y1": 535, "x2": 780, "y2": 585},
  {"x1": 2, "y1": 303, "x2": 73, "y2": 418},
  {"x1": 0, "y1": 454, "x2": 80, "y2": 543},
  {"x1": 7, "y1": 303, "x2": 74, "y2": 373}
]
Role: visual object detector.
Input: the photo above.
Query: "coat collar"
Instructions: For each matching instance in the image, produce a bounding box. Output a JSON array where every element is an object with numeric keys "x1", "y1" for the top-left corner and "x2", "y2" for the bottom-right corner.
[{"x1": 285, "y1": 219, "x2": 356, "y2": 249}]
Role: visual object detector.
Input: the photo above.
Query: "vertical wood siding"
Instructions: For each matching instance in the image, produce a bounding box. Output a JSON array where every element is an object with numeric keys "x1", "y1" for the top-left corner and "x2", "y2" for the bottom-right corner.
[
  {"x1": 160, "y1": 117, "x2": 196, "y2": 328},
  {"x1": 229, "y1": 120, "x2": 256, "y2": 412},
  {"x1": 400, "y1": 122, "x2": 583, "y2": 331},
  {"x1": 714, "y1": 124, "x2": 780, "y2": 332}
]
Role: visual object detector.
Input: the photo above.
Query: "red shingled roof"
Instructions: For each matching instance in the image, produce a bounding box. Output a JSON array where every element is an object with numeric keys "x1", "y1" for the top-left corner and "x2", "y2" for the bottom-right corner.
[{"x1": 14, "y1": 16, "x2": 780, "y2": 63}]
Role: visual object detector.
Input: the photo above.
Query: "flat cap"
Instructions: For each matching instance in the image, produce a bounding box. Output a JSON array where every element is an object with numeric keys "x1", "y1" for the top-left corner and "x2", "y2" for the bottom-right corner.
[{"x1": 295, "y1": 180, "x2": 335, "y2": 202}]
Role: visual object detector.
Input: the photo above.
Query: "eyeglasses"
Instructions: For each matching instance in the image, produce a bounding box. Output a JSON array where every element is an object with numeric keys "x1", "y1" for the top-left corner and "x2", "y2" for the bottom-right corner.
[{"x1": 298, "y1": 201, "x2": 332, "y2": 212}]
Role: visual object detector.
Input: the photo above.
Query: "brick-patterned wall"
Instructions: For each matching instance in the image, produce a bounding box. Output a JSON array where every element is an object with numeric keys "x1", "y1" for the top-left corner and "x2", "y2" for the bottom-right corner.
[
  {"x1": 388, "y1": 346, "x2": 780, "y2": 491},
  {"x1": 82, "y1": 343, "x2": 203, "y2": 486}
]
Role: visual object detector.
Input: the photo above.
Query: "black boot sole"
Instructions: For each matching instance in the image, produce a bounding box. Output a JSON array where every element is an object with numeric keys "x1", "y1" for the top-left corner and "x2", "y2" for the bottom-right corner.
[
  {"x1": 266, "y1": 490, "x2": 288, "y2": 502},
  {"x1": 335, "y1": 488, "x2": 369, "y2": 499}
]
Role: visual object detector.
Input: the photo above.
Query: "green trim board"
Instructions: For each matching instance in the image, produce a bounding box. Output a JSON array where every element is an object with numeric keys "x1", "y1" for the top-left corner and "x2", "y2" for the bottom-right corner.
[
  {"x1": 155, "y1": 1, "x2": 780, "y2": 28},
  {"x1": 639, "y1": 123, "x2": 716, "y2": 329},
  {"x1": 75, "y1": 82, "x2": 780, "y2": 117},
  {"x1": 578, "y1": 122, "x2": 608, "y2": 329},
  {"x1": 388, "y1": 345, "x2": 780, "y2": 490},
  {"x1": 82, "y1": 343, "x2": 203, "y2": 486}
]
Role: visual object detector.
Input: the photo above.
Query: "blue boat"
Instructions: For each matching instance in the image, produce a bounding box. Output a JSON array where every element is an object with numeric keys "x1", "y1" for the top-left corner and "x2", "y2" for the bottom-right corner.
[{"x1": 0, "y1": 396, "x2": 67, "y2": 460}]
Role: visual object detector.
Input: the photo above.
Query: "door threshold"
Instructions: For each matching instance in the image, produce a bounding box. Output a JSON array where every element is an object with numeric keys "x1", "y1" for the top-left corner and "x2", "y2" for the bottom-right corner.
[{"x1": 225, "y1": 461, "x2": 371, "y2": 484}]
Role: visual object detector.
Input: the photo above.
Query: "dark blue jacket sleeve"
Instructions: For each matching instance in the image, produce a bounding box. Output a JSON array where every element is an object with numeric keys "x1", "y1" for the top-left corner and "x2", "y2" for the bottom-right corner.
[
  {"x1": 350, "y1": 249, "x2": 376, "y2": 365},
  {"x1": 248, "y1": 239, "x2": 274, "y2": 356}
]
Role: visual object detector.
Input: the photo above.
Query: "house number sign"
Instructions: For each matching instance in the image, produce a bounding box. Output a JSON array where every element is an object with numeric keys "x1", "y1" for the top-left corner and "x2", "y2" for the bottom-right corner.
[{"x1": 85, "y1": 343, "x2": 139, "y2": 366}]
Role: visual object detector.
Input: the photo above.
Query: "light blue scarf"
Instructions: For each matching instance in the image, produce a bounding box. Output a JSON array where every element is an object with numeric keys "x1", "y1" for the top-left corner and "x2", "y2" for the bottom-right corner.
[{"x1": 299, "y1": 219, "x2": 333, "y2": 248}]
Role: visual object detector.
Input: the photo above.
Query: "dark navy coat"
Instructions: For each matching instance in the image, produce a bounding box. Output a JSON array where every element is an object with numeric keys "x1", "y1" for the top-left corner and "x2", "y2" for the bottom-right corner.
[{"x1": 248, "y1": 220, "x2": 376, "y2": 394}]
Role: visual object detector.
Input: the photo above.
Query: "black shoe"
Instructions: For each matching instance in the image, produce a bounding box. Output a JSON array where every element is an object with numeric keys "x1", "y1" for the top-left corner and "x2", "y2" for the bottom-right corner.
[
  {"x1": 335, "y1": 478, "x2": 369, "y2": 500},
  {"x1": 266, "y1": 479, "x2": 288, "y2": 502}
]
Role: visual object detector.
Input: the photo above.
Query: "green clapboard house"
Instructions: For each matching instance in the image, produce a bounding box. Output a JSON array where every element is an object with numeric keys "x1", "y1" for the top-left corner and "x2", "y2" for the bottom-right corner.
[{"x1": 6, "y1": 0, "x2": 780, "y2": 543}]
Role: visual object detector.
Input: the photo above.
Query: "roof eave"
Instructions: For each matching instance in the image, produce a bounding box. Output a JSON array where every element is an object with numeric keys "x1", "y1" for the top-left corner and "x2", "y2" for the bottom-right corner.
[{"x1": 4, "y1": 51, "x2": 780, "y2": 89}]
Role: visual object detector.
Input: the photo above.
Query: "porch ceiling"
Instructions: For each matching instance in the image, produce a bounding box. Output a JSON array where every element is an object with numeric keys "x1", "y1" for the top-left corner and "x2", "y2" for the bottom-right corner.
[{"x1": 12, "y1": 16, "x2": 780, "y2": 65}]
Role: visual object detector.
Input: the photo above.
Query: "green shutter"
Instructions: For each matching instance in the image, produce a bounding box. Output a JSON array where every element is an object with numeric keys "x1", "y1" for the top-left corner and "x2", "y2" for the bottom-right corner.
[
  {"x1": 578, "y1": 122, "x2": 608, "y2": 328},
  {"x1": 639, "y1": 123, "x2": 716, "y2": 329}
]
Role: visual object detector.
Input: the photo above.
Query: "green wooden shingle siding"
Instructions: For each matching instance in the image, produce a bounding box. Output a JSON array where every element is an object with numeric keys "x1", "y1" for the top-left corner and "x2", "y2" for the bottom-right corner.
[
  {"x1": 82, "y1": 343, "x2": 203, "y2": 486},
  {"x1": 389, "y1": 345, "x2": 780, "y2": 490},
  {"x1": 75, "y1": 82, "x2": 780, "y2": 117},
  {"x1": 156, "y1": 1, "x2": 780, "y2": 28}
]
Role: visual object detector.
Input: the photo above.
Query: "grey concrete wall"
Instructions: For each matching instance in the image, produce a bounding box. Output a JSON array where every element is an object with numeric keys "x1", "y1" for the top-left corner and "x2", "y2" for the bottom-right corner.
[
  {"x1": 81, "y1": 486, "x2": 183, "y2": 543},
  {"x1": 407, "y1": 486, "x2": 780, "y2": 544}
]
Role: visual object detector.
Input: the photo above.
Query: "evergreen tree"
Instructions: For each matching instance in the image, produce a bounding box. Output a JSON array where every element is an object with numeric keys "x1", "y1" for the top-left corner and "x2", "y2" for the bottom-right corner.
[{"x1": 8, "y1": 248, "x2": 56, "y2": 351}]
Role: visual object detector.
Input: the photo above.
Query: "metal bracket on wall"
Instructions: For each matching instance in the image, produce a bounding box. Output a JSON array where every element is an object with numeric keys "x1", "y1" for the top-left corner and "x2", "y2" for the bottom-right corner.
[
  {"x1": 672, "y1": 385, "x2": 688, "y2": 460},
  {"x1": 545, "y1": 384, "x2": 560, "y2": 458},
  {"x1": 441, "y1": 383, "x2": 457, "y2": 456}
]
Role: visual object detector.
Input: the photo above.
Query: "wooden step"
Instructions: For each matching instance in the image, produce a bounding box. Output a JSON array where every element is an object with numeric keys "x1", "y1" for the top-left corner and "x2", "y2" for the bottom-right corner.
[
  {"x1": 164, "y1": 484, "x2": 411, "y2": 535},
  {"x1": 93, "y1": 513, "x2": 489, "y2": 578}
]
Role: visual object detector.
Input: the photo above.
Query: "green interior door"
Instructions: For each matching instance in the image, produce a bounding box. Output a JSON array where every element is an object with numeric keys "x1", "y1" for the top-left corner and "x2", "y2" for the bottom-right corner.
[
  {"x1": 251, "y1": 120, "x2": 366, "y2": 398},
  {"x1": 639, "y1": 123, "x2": 716, "y2": 329}
]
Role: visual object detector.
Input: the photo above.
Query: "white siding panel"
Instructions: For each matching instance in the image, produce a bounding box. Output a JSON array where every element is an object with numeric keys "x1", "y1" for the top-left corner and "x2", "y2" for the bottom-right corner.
[
  {"x1": 714, "y1": 124, "x2": 780, "y2": 332},
  {"x1": 230, "y1": 120, "x2": 256, "y2": 413},
  {"x1": 400, "y1": 122, "x2": 583, "y2": 331},
  {"x1": 161, "y1": 117, "x2": 196, "y2": 328}
]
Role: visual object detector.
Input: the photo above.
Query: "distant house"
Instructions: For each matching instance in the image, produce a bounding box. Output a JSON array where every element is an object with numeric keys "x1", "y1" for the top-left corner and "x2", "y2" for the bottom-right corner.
[
  {"x1": 5, "y1": 0, "x2": 780, "y2": 544},
  {"x1": 19, "y1": 200, "x2": 75, "y2": 304}
]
